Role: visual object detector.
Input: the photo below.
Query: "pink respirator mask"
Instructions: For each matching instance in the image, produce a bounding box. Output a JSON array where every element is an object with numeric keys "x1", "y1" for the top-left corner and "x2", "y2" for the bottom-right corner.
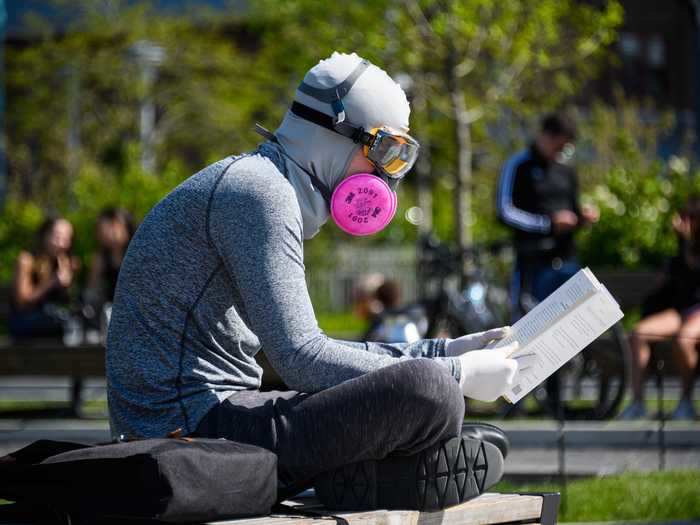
[{"x1": 330, "y1": 173, "x2": 398, "y2": 236}]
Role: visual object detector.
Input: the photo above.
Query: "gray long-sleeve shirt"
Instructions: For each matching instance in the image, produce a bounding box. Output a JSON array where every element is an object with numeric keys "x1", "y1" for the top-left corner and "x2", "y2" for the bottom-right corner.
[{"x1": 106, "y1": 150, "x2": 462, "y2": 438}]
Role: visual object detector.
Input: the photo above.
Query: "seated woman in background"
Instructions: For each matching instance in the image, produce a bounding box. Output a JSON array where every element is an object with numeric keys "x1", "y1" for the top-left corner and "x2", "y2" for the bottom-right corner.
[
  {"x1": 9, "y1": 216, "x2": 80, "y2": 339},
  {"x1": 621, "y1": 196, "x2": 700, "y2": 420},
  {"x1": 86, "y1": 208, "x2": 134, "y2": 306}
]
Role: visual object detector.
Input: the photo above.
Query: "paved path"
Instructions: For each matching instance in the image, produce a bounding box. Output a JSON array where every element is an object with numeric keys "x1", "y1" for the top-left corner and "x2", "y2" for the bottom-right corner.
[
  {"x1": 506, "y1": 447, "x2": 700, "y2": 477},
  {"x1": 497, "y1": 420, "x2": 700, "y2": 448}
]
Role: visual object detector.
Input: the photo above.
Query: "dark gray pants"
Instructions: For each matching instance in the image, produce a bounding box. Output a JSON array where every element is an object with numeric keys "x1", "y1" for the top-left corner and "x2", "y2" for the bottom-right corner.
[{"x1": 193, "y1": 358, "x2": 465, "y2": 497}]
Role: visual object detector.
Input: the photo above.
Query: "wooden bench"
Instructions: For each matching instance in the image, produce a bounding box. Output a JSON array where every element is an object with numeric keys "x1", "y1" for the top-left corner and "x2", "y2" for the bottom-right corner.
[
  {"x1": 0, "y1": 492, "x2": 559, "y2": 525},
  {"x1": 210, "y1": 493, "x2": 560, "y2": 525},
  {"x1": 0, "y1": 337, "x2": 287, "y2": 413}
]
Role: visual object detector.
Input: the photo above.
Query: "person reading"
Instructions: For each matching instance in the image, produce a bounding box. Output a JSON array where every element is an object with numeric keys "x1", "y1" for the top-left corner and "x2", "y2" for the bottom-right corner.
[{"x1": 106, "y1": 52, "x2": 534, "y2": 511}]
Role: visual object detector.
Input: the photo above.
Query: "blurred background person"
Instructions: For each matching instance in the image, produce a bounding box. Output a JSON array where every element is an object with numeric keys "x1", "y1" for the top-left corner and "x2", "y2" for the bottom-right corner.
[
  {"x1": 496, "y1": 113, "x2": 598, "y2": 413},
  {"x1": 621, "y1": 196, "x2": 700, "y2": 421},
  {"x1": 83, "y1": 208, "x2": 135, "y2": 341},
  {"x1": 364, "y1": 277, "x2": 412, "y2": 342},
  {"x1": 85, "y1": 207, "x2": 134, "y2": 307},
  {"x1": 352, "y1": 273, "x2": 387, "y2": 326},
  {"x1": 9, "y1": 217, "x2": 80, "y2": 339},
  {"x1": 375, "y1": 279, "x2": 402, "y2": 312},
  {"x1": 497, "y1": 113, "x2": 598, "y2": 309}
]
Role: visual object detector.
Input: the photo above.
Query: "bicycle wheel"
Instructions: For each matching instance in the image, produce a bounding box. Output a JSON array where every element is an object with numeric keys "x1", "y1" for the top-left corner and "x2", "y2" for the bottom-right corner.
[{"x1": 534, "y1": 321, "x2": 629, "y2": 420}]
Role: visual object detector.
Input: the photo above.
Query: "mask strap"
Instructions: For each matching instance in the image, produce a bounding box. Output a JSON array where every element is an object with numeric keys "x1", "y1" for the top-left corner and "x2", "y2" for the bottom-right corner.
[{"x1": 254, "y1": 123, "x2": 334, "y2": 204}]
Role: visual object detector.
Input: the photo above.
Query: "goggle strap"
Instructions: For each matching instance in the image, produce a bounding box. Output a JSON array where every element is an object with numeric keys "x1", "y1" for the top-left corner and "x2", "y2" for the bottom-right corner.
[
  {"x1": 297, "y1": 60, "x2": 370, "y2": 103},
  {"x1": 290, "y1": 101, "x2": 373, "y2": 147}
]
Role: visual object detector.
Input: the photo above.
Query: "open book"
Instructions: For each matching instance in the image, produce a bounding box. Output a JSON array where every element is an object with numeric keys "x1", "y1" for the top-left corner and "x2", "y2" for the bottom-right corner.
[{"x1": 487, "y1": 267, "x2": 624, "y2": 403}]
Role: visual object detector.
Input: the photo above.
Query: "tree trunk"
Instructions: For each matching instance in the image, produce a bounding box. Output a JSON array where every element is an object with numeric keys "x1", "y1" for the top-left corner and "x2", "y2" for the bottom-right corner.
[
  {"x1": 66, "y1": 64, "x2": 81, "y2": 184},
  {"x1": 413, "y1": 76, "x2": 432, "y2": 237},
  {"x1": 446, "y1": 37, "x2": 472, "y2": 283},
  {"x1": 452, "y1": 92, "x2": 472, "y2": 250},
  {"x1": 411, "y1": 65, "x2": 432, "y2": 297}
]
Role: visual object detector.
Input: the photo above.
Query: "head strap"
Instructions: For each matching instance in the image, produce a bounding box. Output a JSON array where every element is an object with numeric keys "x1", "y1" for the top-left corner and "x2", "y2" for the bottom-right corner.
[
  {"x1": 298, "y1": 59, "x2": 370, "y2": 125},
  {"x1": 297, "y1": 59, "x2": 370, "y2": 103}
]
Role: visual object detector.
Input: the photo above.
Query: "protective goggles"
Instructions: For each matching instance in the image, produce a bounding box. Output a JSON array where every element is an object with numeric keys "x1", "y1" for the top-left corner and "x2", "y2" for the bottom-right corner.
[
  {"x1": 363, "y1": 126, "x2": 419, "y2": 178},
  {"x1": 290, "y1": 101, "x2": 420, "y2": 179}
]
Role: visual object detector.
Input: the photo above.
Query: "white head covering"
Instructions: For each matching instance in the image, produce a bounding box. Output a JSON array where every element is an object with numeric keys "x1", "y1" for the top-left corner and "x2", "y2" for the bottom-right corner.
[{"x1": 273, "y1": 52, "x2": 411, "y2": 239}]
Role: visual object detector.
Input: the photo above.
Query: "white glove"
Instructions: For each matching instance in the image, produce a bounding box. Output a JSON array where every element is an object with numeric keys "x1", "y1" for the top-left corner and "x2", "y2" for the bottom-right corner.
[
  {"x1": 458, "y1": 343, "x2": 537, "y2": 402},
  {"x1": 445, "y1": 326, "x2": 511, "y2": 357}
]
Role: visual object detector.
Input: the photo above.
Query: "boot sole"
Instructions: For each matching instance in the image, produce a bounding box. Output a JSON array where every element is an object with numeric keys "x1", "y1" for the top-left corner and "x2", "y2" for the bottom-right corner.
[{"x1": 314, "y1": 436, "x2": 504, "y2": 511}]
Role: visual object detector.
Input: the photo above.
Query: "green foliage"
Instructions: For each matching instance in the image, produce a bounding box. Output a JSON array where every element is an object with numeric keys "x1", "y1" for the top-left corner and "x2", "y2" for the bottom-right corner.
[
  {"x1": 247, "y1": 0, "x2": 623, "y2": 247},
  {"x1": 66, "y1": 144, "x2": 190, "y2": 262},
  {"x1": 385, "y1": 0, "x2": 623, "y2": 238},
  {"x1": 6, "y1": 0, "x2": 259, "y2": 206},
  {"x1": 316, "y1": 311, "x2": 368, "y2": 340},
  {"x1": 576, "y1": 101, "x2": 700, "y2": 269},
  {"x1": 0, "y1": 145, "x2": 190, "y2": 283},
  {"x1": 8, "y1": 0, "x2": 677, "y2": 291},
  {"x1": 0, "y1": 200, "x2": 45, "y2": 283}
]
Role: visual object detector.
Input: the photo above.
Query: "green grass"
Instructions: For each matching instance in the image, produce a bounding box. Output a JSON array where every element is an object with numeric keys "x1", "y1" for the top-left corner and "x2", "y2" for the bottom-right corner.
[
  {"x1": 0, "y1": 399, "x2": 108, "y2": 415},
  {"x1": 317, "y1": 311, "x2": 367, "y2": 340},
  {"x1": 0, "y1": 400, "x2": 68, "y2": 411},
  {"x1": 495, "y1": 470, "x2": 700, "y2": 522}
]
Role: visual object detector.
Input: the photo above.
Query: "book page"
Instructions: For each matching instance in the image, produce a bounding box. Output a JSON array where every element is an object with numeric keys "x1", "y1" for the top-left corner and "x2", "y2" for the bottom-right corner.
[
  {"x1": 488, "y1": 268, "x2": 599, "y2": 350},
  {"x1": 504, "y1": 288, "x2": 623, "y2": 403}
]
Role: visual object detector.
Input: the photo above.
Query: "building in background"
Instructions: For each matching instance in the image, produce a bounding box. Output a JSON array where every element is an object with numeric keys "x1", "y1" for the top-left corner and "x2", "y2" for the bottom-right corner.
[{"x1": 590, "y1": 0, "x2": 699, "y2": 156}]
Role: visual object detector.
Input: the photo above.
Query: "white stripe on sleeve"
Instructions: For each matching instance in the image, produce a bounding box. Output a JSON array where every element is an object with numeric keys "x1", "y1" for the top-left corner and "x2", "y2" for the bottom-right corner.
[{"x1": 497, "y1": 151, "x2": 552, "y2": 234}]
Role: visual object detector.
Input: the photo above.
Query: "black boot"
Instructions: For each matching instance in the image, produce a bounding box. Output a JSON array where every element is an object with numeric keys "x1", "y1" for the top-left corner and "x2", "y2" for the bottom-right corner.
[
  {"x1": 462, "y1": 422, "x2": 510, "y2": 459},
  {"x1": 314, "y1": 435, "x2": 504, "y2": 511}
]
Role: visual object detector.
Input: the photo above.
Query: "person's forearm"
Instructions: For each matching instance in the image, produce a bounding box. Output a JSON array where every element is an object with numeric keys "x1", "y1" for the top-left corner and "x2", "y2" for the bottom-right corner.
[
  {"x1": 265, "y1": 333, "x2": 460, "y2": 392},
  {"x1": 335, "y1": 337, "x2": 447, "y2": 358}
]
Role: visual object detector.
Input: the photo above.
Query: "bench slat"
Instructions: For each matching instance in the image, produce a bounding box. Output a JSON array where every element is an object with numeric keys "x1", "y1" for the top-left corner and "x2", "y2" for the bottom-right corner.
[
  {"x1": 0, "y1": 343, "x2": 286, "y2": 388},
  {"x1": 211, "y1": 494, "x2": 544, "y2": 525},
  {"x1": 0, "y1": 344, "x2": 106, "y2": 376}
]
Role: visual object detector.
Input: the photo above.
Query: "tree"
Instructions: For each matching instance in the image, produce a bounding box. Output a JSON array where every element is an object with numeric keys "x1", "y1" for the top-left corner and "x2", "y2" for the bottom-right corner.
[
  {"x1": 2, "y1": 0, "x2": 624, "y2": 284},
  {"x1": 5, "y1": 1, "x2": 260, "y2": 207},
  {"x1": 390, "y1": 1, "x2": 622, "y2": 261},
  {"x1": 3, "y1": 1, "x2": 263, "y2": 280}
]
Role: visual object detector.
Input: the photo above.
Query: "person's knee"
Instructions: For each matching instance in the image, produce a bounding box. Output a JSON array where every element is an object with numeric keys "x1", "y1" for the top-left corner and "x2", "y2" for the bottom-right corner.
[
  {"x1": 394, "y1": 359, "x2": 464, "y2": 433},
  {"x1": 629, "y1": 327, "x2": 649, "y2": 346}
]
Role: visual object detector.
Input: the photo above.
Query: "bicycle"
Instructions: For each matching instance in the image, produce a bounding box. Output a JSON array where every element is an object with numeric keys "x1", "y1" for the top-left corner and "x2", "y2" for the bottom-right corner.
[{"x1": 366, "y1": 235, "x2": 629, "y2": 420}]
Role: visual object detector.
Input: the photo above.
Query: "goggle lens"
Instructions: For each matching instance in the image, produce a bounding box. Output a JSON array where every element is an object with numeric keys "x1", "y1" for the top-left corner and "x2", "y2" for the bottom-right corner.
[{"x1": 367, "y1": 128, "x2": 419, "y2": 178}]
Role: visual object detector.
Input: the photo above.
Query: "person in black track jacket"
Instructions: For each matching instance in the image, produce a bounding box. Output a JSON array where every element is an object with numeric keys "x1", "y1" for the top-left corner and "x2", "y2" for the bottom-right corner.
[
  {"x1": 497, "y1": 113, "x2": 598, "y2": 311},
  {"x1": 496, "y1": 113, "x2": 598, "y2": 413}
]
